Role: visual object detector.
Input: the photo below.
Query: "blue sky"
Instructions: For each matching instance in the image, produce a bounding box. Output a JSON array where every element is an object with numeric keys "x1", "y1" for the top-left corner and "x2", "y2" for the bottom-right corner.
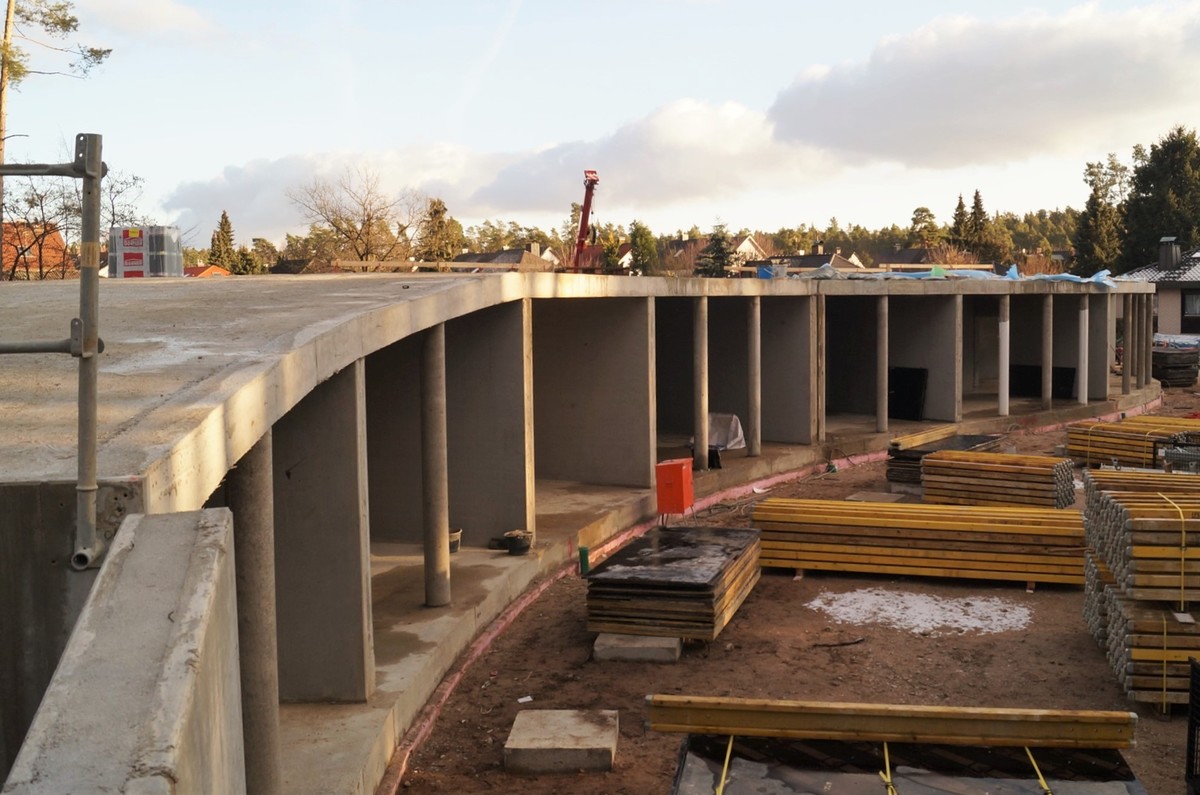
[{"x1": 9, "y1": 0, "x2": 1200, "y2": 247}]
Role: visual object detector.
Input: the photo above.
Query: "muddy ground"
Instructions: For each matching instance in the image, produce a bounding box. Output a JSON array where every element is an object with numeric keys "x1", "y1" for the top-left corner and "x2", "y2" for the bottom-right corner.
[{"x1": 402, "y1": 389, "x2": 1200, "y2": 794}]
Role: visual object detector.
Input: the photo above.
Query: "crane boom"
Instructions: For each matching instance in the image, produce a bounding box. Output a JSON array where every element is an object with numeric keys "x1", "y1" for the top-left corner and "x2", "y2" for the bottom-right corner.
[{"x1": 571, "y1": 170, "x2": 599, "y2": 272}]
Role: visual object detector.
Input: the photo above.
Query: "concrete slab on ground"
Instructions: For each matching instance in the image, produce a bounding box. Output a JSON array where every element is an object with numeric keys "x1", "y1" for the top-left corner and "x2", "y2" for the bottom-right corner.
[
  {"x1": 593, "y1": 633, "x2": 682, "y2": 663},
  {"x1": 503, "y1": 709, "x2": 618, "y2": 773}
]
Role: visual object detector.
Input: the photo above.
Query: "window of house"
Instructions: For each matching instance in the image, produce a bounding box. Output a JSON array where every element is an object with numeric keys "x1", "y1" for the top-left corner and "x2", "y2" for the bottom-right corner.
[{"x1": 1186, "y1": 292, "x2": 1200, "y2": 316}]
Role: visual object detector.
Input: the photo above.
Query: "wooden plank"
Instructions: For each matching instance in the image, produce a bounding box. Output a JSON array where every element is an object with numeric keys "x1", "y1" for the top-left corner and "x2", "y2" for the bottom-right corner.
[{"x1": 644, "y1": 695, "x2": 1137, "y2": 749}]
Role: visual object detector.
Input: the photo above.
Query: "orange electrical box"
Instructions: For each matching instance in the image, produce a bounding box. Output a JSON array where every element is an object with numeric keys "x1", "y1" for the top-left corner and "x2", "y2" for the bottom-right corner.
[{"x1": 656, "y1": 458, "x2": 694, "y2": 515}]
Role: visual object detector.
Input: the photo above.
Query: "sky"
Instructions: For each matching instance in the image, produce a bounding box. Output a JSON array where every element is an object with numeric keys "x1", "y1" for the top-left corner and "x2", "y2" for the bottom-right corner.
[{"x1": 9, "y1": 0, "x2": 1200, "y2": 248}]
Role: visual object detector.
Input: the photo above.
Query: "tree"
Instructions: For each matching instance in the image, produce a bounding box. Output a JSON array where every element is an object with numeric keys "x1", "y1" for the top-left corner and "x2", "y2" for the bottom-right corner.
[
  {"x1": 412, "y1": 198, "x2": 464, "y2": 262},
  {"x1": 909, "y1": 207, "x2": 941, "y2": 247},
  {"x1": 628, "y1": 220, "x2": 658, "y2": 275},
  {"x1": 1, "y1": 1, "x2": 111, "y2": 209},
  {"x1": 287, "y1": 165, "x2": 426, "y2": 261},
  {"x1": 208, "y1": 210, "x2": 236, "y2": 270},
  {"x1": 950, "y1": 195, "x2": 968, "y2": 245},
  {"x1": 695, "y1": 223, "x2": 736, "y2": 277},
  {"x1": 1073, "y1": 158, "x2": 1125, "y2": 275},
  {"x1": 2, "y1": 173, "x2": 71, "y2": 279},
  {"x1": 1120, "y1": 126, "x2": 1200, "y2": 271}
]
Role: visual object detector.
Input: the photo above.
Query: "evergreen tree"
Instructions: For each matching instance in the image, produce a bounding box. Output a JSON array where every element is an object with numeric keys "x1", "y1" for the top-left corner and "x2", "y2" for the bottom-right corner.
[
  {"x1": 909, "y1": 207, "x2": 941, "y2": 247},
  {"x1": 950, "y1": 195, "x2": 968, "y2": 245},
  {"x1": 967, "y1": 190, "x2": 988, "y2": 247},
  {"x1": 209, "y1": 210, "x2": 236, "y2": 270},
  {"x1": 628, "y1": 220, "x2": 658, "y2": 275},
  {"x1": 1120, "y1": 126, "x2": 1200, "y2": 271},
  {"x1": 413, "y1": 198, "x2": 464, "y2": 262},
  {"x1": 696, "y1": 223, "x2": 736, "y2": 277},
  {"x1": 1073, "y1": 187, "x2": 1122, "y2": 275}
]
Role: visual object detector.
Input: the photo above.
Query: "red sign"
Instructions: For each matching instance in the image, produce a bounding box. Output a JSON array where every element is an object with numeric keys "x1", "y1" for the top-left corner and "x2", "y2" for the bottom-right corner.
[{"x1": 122, "y1": 228, "x2": 144, "y2": 247}]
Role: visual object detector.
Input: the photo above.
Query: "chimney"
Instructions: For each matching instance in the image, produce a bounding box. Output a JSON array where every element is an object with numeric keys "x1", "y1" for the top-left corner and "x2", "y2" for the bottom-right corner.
[
  {"x1": 893, "y1": 242, "x2": 902, "y2": 253},
  {"x1": 1160, "y1": 236, "x2": 1181, "y2": 270},
  {"x1": 835, "y1": 246, "x2": 842, "y2": 255},
  {"x1": 815, "y1": 240, "x2": 824, "y2": 256}
]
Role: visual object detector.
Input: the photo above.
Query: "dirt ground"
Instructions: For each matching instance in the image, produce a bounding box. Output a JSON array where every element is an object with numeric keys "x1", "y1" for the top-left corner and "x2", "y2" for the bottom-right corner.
[{"x1": 402, "y1": 389, "x2": 1200, "y2": 795}]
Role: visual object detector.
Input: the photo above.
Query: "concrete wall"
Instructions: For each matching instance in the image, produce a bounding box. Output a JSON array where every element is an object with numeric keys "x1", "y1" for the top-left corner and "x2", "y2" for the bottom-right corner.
[
  {"x1": 446, "y1": 300, "x2": 535, "y2": 543},
  {"x1": 533, "y1": 298, "x2": 656, "y2": 488},
  {"x1": 825, "y1": 296, "x2": 876, "y2": 416},
  {"x1": 891, "y1": 296, "x2": 962, "y2": 422},
  {"x1": 655, "y1": 298, "x2": 694, "y2": 436},
  {"x1": 1159, "y1": 288, "x2": 1181, "y2": 335},
  {"x1": 274, "y1": 361, "x2": 374, "y2": 702},
  {"x1": 365, "y1": 336, "x2": 423, "y2": 543},
  {"x1": 5, "y1": 509, "x2": 246, "y2": 794},
  {"x1": 707, "y1": 298, "x2": 749, "y2": 423},
  {"x1": 0, "y1": 481, "x2": 140, "y2": 780},
  {"x1": 761, "y1": 296, "x2": 817, "y2": 444}
]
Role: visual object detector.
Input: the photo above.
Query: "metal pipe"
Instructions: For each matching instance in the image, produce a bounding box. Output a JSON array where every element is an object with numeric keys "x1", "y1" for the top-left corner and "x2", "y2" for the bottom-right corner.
[
  {"x1": 0, "y1": 339, "x2": 72, "y2": 354},
  {"x1": 71, "y1": 133, "x2": 102, "y2": 571}
]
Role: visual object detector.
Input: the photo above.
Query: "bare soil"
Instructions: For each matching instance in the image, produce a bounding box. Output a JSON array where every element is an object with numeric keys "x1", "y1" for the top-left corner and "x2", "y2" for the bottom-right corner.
[{"x1": 402, "y1": 389, "x2": 1200, "y2": 795}]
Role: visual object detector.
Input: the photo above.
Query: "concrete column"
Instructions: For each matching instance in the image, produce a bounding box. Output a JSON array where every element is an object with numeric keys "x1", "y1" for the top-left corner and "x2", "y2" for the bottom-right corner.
[
  {"x1": 816, "y1": 294, "x2": 827, "y2": 443},
  {"x1": 1130, "y1": 294, "x2": 1142, "y2": 390},
  {"x1": 1041, "y1": 294, "x2": 1054, "y2": 408},
  {"x1": 225, "y1": 431, "x2": 282, "y2": 795},
  {"x1": 876, "y1": 295, "x2": 889, "y2": 433},
  {"x1": 273, "y1": 360, "x2": 373, "y2": 702},
  {"x1": 998, "y1": 295, "x2": 1010, "y2": 416},
  {"x1": 1077, "y1": 295, "x2": 1090, "y2": 405},
  {"x1": 1122, "y1": 294, "x2": 1132, "y2": 395},
  {"x1": 1143, "y1": 293, "x2": 1154, "y2": 387},
  {"x1": 693, "y1": 296, "x2": 709, "y2": 471},
  {"x1": 747, "y1": 296, "x2": 762, "y2": 457},
  {"x1": 422, "y1": 324, "x2": 451, "y2": 608}
]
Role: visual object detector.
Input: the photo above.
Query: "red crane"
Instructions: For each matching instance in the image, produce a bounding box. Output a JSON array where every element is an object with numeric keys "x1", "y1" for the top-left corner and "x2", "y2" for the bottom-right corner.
[{"x1": 571, "y1": 170, "x2": 599, "y2": 272}]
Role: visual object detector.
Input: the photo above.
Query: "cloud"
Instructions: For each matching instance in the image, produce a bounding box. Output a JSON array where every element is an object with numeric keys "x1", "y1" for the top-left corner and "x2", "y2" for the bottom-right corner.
[
  {"x1": 160, "y1": 145, "x2": 511, "y2": 244},
  {"x1": 768, "y1": 3, "x2": 1200, "y2": 168},
  {"x1": 468, "y1": 99, "x2": 833, "y2": 213}
]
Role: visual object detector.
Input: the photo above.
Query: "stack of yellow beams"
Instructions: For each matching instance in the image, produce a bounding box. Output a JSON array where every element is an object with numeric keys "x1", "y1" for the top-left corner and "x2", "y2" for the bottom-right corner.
[
  {"x1": 645, "y1": 695, "x2": 1136, "y2": 749},
  {"x1": 1067, "y1": 415, "x2": 1200, "y2": 468},
  {"x1": 1080, "y1": 469, "x2": 1200, "y2": 705},
  {"x1": 921, "y1": 450, "x2": 1076, "y2": 508},
  {"x1": 1103, "y1": 589, "x2": 1200, "y2": 705},
  {"x1": 750, "y1": 498, "x2": 1085, "y2": 585}
]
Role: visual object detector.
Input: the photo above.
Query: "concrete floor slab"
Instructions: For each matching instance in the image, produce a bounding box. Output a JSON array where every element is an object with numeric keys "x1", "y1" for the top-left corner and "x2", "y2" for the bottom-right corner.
[
  {"x1": 593, "y1": 633, "x2": 682, "y2": 662},
  {"x1": 503, "y1": 709, "x2": 618, "y2": 773}
]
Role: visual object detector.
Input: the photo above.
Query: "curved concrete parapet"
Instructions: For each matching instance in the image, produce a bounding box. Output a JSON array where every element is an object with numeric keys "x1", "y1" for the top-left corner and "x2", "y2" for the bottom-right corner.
[{"x1": 4, "y1": 509, "x2": 243, "y2": 795}]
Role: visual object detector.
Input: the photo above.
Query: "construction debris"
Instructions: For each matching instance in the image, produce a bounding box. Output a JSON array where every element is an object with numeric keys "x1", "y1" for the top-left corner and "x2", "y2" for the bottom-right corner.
[
  {"x1": 585, "y1": 526, "x2": 760, "y2": 641},
  {"x1": 921, "y1": 449, "x2": 1075, "y2": 508},
  {"x1": 751, "y1": 498, "x2": 1085, "y2": 585},
  {"x1": 886, "y1": 432, "x2": 1002, "y2": 484},
  {"x1": 1152, "y1": 346, "x2": 1199, "y2": 387}
]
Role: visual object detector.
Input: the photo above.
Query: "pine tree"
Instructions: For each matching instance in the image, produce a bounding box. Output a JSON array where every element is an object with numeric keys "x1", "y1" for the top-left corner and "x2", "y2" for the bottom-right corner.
[
  {"x1": 696, "y1": 223, "x2": 735, "y2": 277},
  {"x1": 1073, "y1": 187, "x2": 1122, "y2": 275},
  {"x1": 209, "y1": 211, "x2": 236, "y2": 270},
  {"x1": 950, "y1": 195, "x2": 968, "y2": 246}
]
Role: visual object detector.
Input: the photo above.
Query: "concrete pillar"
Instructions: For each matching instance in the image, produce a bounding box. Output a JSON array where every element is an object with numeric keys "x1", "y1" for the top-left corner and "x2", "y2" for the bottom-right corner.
[
  {"x1": 1077, "y1": 295, "x2": 1089, "y2": 405},
  {"x1": 1130, "y1": 294, "x2": 1142, "y2": 390},
  {"x1": 422, "y1": 324, "x2": 451, "y2": 608},
  {"x1": 816, "y1": 294, "x2": 827, "y2": 443},
  {"x1": 1041, "y1": 294, "x2": 1054, "y2": 408},
  {"x1": 693, "y1": 296, "x2": 709, "y2": 471},
  {"x1": 225, "y1": 431, "x2": 282, "y2": 795},
  {"x1": 998, "y1": 295, "x2": 1010, "y2": 417},
  {"x1": 747, "y1": 296, "x2": 762, "y2": 457},
  {"x1": 876, "y1": 295, "x2": 889, "y2": 433},
  {"x1": 1143, "y1": 293, "x2": 1154, "y2": 387},
  {"x1": 1122, "y1": 294, "x2": 1132, "y2": 395},
  {"x1": 273, "y1": 360, "x2": 373, "y2": 702}
]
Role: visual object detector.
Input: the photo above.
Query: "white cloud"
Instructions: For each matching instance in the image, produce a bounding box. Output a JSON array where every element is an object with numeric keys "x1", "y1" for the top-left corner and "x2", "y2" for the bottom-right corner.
[
  {"x1": 768, "y1": 2, "x2": 1200, "y2": 168},
  {"x1": 469, "y1": 99, "x2": 833, "y2": 213}
]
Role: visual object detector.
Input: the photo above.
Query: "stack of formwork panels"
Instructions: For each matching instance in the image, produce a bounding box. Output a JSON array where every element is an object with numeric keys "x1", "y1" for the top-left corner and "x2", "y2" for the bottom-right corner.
[
  {"x1": 921, "y1": 450, "x2": 1075, "y2": 509},
  {"x1": 1068, "y1": 415, "x2": 1200, "y2": 468},
  {"x1": 1082, "y1": 468, "x2": 1200, "y2": 706},
  {"x1": 586, "y1": 526, "x2": 760, "y2": 641},
  {"x1": 1152, "y1": 346, "x2": 1199, "y2": 387},
  {"x1": 750, "y1": 499, "x2": 1084, "y2": 585}
]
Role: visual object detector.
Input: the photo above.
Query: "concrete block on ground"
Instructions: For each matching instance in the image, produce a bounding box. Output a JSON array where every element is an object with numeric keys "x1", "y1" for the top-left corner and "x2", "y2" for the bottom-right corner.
[
  {"x1": 593, "y1": 633, "x2": 682, "y2": 663},
  {"x1": 503, "y1": 709, "x2": 618, "y2": 773}
]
